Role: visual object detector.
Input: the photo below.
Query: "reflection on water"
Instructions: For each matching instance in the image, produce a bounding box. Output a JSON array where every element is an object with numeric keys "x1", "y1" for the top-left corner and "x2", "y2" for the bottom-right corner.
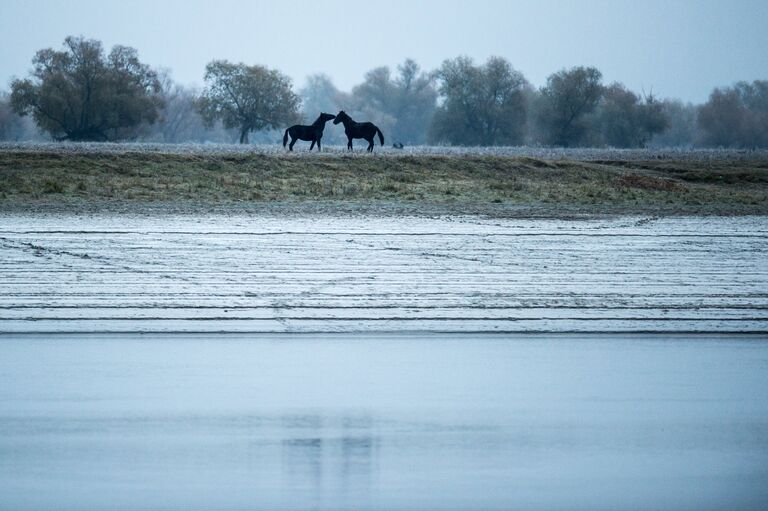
[
  {"x1": 281, "y1": 413, "x2": 377, "y2": 505},
  {"x1": 0, "y1": 334, "x2": 767, "y2": 510}
]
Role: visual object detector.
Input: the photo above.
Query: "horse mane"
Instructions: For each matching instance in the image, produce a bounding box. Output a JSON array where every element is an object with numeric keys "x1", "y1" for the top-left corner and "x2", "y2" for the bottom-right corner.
[
  {"x1": 312, "y1": 114, "x2": 325, "y2": 126},
  {"x1": 311, "y1": 112, "x2": 336, "y2": 127}
]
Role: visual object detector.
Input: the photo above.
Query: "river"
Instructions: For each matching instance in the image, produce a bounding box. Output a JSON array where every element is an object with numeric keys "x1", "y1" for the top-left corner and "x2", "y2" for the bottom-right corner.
[{"x1": 1, "y1": 333, "x2": 766, "y2": 510}]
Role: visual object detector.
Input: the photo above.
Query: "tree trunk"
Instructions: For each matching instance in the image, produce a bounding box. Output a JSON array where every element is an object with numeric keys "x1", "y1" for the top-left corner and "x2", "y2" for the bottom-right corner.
[{"x1": 239, "y1": 128, "x2": 249, "y2": 144}]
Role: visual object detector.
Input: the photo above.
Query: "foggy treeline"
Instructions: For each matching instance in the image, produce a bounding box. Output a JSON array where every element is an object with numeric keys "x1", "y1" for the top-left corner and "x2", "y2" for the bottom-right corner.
[{"x1": 2, "y1": 36, "x2": 767, "y2": 148}]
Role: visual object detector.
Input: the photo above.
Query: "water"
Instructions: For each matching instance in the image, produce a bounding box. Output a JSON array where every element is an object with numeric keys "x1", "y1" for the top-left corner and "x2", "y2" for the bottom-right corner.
[{"x1": 1, "y1": 334, "x2": 767, "y2": 510}]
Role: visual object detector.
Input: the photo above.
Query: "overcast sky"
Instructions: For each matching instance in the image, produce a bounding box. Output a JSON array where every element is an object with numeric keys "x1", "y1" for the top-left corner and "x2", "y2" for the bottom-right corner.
[{"x1": 1, "y1": 0, "x2": 766, "y2": 103}]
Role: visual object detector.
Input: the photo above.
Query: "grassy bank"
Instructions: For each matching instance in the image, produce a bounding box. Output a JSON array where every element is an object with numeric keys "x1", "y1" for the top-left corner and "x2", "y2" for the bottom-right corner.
[{"x1": 1, "y1": 148, "x2": 767, "y2": 215}]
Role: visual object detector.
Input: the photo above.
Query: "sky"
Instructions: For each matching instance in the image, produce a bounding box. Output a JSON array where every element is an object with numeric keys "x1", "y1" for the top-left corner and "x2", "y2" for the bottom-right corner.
[{"x1": 0, "y1": 0, "x2": 766, "y2": 103}]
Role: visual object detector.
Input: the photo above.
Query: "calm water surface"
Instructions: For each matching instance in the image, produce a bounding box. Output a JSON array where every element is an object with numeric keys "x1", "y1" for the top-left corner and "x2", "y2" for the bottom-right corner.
[{"x1": 1, "y1": 334, "x2": 767, "y2": 510}]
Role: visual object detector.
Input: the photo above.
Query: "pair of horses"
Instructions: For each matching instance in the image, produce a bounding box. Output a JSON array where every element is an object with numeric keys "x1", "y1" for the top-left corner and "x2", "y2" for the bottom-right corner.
[{"x1": 283, "y1": 111, "x2": 384, "y2": 152}]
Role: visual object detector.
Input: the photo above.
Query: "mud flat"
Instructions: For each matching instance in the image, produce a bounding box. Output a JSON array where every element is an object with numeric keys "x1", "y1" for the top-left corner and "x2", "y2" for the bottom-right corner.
[{"x1": 0, "y1": 213, "x2": 766, "y2": 333}]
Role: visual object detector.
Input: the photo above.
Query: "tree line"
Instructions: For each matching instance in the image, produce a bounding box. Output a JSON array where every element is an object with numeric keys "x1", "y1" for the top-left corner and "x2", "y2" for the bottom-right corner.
[{"x1": 1, "y1": 36, "x2": 767, "y2": 148}]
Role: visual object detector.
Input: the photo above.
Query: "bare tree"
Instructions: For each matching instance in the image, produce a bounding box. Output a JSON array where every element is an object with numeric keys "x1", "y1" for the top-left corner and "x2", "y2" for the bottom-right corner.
[
  {"x1": 144, "y1": 72, "x2": 204, "y2": 142},
  {"x1": 389, "y1": 59, "x2": 437, "y2": 145},
  {"x1": 351, "y1": 59, "x2": 437, "y2": 145},
  {"x1": 0, "y1": 92, "x2": 25, "y2": 140},
  {"x1": 648, "y1": 99, "x2": 697, "y2": 148},
  {"x1": 299, "y1": 74, "x2": 344, "y2": 122}
]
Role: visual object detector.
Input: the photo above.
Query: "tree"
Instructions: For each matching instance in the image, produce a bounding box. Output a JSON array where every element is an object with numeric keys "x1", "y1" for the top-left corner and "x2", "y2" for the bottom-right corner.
[
  {"x1": 698, "y1": 88, "x2": 745, "y2": 147},
  {"x1": 350, "y1": 59, "x2": 437, "y2": 145},
  {"x1": 390, "y1": 59, "x2": 437, "y2": 145},
  {"x1": 198, "y1": 60, "x2": 300, "y2": 144},
  {"x1": 430, "y1": 56, "x2": 528, "y2": 146},
  {"x1": 10, "y1": 36, "x2": 162, "y2": 141},
  {"x1": 140, "y1": 71, "x2": 205, "y2": 143},
  {"x1": 298, "y1": 74, "x2": 350, "y2": 145},
  {"x1": 736, "y1": 81, "x2": 768, "y2": 149},
  {"x1": 648, "y1": 99, "x2": 698, "y2": 148},
  {"x1": 299, "y1": 74, "x2": 344, "y2": 122},
  {"x1": 536, "y1": 66, "x2": 603, "y2": 147},
  {"x1": 346, "y1": 67, "x2": 397, "y2": 142},
  {"x1": 698, "y1": 80, "x2": 768, "y2": 148},
  {"x1": 0, "y1": 92, "x2": 25, "y2": 140},
  {"x1": 596, "y1": 83, "x2": 668, "y2": 147}
]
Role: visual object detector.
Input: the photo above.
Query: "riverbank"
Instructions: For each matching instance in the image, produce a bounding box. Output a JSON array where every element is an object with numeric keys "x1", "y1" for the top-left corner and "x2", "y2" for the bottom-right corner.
[{"x1": 1, "y1": 145, "x2": 767, "y2": 216}]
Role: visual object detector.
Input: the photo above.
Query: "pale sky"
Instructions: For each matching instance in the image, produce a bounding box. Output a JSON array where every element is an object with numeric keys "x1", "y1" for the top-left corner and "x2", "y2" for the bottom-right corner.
[{"x1": 1, "y1": 0, "x2": 766, "y2": 103}]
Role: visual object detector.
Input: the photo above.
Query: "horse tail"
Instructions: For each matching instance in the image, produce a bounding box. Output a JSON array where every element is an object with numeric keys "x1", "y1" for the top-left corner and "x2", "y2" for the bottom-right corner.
[
  {"x1": 376, "y1": 126, "x2": 384, "y2": 146},
  {"x1": 282, "y1": 128, "x2": 289, "y2": 148}
]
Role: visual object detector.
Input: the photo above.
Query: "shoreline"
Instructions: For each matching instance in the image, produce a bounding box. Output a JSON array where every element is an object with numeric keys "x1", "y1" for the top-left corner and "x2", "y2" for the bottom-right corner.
[{"x1": 2, "y1": 200, "x2": 767, "y2": 219}]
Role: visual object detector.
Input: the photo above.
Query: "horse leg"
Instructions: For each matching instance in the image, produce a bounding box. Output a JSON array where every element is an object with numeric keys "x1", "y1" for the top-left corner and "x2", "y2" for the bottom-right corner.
[
  {"x1": 317, "y1": 138, "x2": 322, "y2": 152},
  {"x1": 309, "y1": 140, "x2": 316, "y2": 151},
  {"x1": 347, "y1": 137, "x2": 353, "y2": 151},
  {"x1": 289, "y1": 137, "x2": 296, "y2": 151},
  {"x1": 366, "y1": 137, "x2": 374, "y2": 152}
]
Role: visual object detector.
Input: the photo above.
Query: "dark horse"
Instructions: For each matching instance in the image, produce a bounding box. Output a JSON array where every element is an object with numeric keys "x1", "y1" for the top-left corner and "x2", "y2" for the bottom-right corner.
[
  {"x1": 333, "y1": 111, "x2": 384, "y2": 152},
  {"x1": 283, "y1": 113, "x2": 336, "y2": 151}
]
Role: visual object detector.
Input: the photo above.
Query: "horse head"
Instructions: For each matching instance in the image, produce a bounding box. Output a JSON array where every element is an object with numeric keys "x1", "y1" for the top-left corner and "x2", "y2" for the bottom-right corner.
[
  {"x1": 333, "y1": 111, "x2": 348, "y2": 125},
  {"x1": 320, "y1": 112, "x2": 336, "y2": 123}
]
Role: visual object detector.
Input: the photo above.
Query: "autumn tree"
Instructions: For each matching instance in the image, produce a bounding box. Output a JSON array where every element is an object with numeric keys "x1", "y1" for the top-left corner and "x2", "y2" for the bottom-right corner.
[
  {"x1": 198, "y1": 60, "x2": 300, "y2": 144},
  {"x1": 430, "y1": 56, "x2": 528, "y2": 146},
  {"x1": 10, "y1": 36, "x2": 162, "y2": 141},
  {"x1": 536, "y1": 66, "x2": 603, "y2": 146}
]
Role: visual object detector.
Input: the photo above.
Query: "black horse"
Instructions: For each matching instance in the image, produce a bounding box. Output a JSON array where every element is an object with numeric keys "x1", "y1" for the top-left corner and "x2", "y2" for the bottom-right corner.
[
  {"x1": 283, "y1": 112, "x2": 336, "y2": 151},
  {"x1": 333, "y1": 111, "x2": 384, "y2": 152}
]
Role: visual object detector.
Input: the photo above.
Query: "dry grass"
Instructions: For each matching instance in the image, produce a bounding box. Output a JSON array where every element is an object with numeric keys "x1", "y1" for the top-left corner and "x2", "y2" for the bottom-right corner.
[{"x1": 1, "y1": 149, "x2": 766, "y2": 214}]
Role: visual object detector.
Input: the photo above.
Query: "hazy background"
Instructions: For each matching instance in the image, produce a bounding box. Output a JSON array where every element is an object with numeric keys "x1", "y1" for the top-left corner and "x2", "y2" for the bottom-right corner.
[{"x1": 1, "y1": 0, "x2": 766, "y2": 103}]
